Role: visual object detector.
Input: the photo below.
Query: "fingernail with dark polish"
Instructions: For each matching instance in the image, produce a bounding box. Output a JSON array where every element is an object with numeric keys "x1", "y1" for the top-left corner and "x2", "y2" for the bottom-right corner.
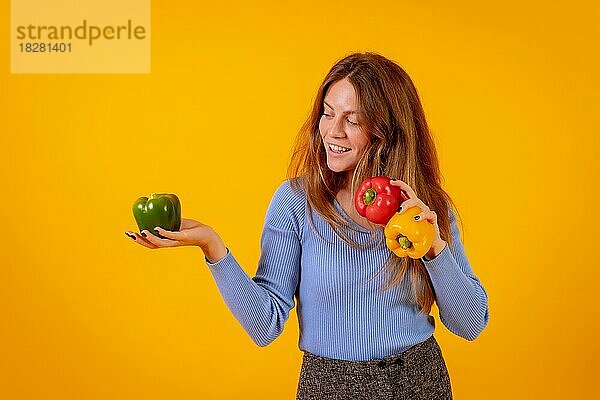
[
  {"x1": 398, "y1": 207, "x2": 403, "y2": 213},
  {"x1": 141, "y1": 232, "x2": 147, "y2": 238},
  {"x1": 414, "y1": 215, "x2": 420, "y2": 220}
]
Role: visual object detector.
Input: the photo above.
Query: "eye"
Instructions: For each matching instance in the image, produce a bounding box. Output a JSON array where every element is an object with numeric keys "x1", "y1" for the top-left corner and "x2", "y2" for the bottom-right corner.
[
  {"x1": 347, "y1": 118, "x2": 358, "y2": 126},
  {"x1": 322, "y1": 112, "x2": 333, "y2": 119}
]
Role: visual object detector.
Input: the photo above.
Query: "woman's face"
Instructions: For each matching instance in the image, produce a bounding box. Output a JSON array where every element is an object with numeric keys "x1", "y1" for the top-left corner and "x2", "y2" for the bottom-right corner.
[{"x1": 319, "y1": 78, "x2": 370, "y2": 175}]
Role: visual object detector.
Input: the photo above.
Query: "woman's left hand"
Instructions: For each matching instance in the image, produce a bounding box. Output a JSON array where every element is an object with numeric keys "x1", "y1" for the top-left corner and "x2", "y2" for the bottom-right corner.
[{"x1": 390, "y1": 179, "x2": 447, "y2": 259}]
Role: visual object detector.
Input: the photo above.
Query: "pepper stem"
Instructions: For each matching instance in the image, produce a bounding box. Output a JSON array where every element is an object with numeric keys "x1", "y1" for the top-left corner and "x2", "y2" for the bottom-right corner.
[
  {"x1": 364, "y1": 188, "x2": 376, "y2": 205},
  {"x1": 397, "y1": 235, "x2": 412, "y2": 249}
]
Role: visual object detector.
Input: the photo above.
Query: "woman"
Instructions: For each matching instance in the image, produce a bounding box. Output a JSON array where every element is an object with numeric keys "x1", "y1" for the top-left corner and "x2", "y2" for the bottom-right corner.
[{"x1": 125, "y1": 52, "x2": 490, "y2": 399}]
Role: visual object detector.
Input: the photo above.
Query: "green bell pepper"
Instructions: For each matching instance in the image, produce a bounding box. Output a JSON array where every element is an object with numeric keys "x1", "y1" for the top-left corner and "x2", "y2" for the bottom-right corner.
[{"x1": 132, "y1": 193, "x2": 181, "y2": 239}]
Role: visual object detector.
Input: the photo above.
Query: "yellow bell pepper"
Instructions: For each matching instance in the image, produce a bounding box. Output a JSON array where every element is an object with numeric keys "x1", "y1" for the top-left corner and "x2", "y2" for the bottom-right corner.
[{"x1": 384, "y1": 206, "x2": 435, "y2": 259}]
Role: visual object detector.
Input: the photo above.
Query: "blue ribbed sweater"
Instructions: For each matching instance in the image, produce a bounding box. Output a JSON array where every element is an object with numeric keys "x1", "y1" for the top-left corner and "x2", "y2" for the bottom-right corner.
[{"x1": 205, "y1": 179, "x2": 490, "y2": 361}]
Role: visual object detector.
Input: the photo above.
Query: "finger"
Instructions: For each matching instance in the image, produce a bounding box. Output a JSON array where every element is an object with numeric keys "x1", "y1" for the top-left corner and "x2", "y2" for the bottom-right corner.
[
  {"x1": 390, "y1": 179, "x2": 418, "y2": 199},
  {"x1": 398, "y1": 198, "x2": 429, "y2": 214},
  {"x1": 415, "y1": 210, "x2": 437, "y2": 224},
  {"x1": 126, "y1": 231, "x2": 159, "y2": 249},
  {"x1": 427, "y1": 210, "x2": 438, "y2": 224},
  {"x1": 141, "y1": 229, "x2": 182, "y2": 248},
  {"x1": 153, "y1": 226, "x2": 190, "y2": 242}
]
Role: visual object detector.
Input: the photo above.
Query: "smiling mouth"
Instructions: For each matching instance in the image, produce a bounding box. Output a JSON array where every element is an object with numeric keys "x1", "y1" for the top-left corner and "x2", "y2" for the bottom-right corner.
[{"x1": 328, "y1": 144, "x2": 351, "y2": 153}]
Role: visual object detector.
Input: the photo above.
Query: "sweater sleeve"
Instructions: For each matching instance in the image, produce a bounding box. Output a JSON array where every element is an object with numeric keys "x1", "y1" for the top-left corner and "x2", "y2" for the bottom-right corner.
[
  {"x1": 421, "y1": 207, "x2": 490, "y2": 341},
  {"x1": 203, "y1": 181, "x2": 304, "y2": 347}
]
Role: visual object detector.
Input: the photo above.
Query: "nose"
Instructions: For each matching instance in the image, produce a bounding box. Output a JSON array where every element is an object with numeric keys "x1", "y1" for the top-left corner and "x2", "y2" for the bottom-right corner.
[{"x1": 325, "y1": 116, "x2": 347, "y2": 139}]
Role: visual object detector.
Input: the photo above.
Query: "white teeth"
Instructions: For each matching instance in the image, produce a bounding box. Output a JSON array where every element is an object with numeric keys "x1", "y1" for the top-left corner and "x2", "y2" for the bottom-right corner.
[{"x1": 329, "y1": 144, "x2": 350, "y2": 153}]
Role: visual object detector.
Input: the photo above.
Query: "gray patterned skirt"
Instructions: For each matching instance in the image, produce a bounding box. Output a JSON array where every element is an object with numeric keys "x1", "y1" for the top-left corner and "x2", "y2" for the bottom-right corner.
[{"x1": 296, "y1": 335, "x2": 452, "y2": 400}]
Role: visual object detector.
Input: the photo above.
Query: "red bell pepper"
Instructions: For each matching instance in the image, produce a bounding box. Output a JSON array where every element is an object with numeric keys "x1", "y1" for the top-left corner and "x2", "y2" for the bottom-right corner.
[{"x1": 354, "y1": 176, "x2": 407, "y2": 225}]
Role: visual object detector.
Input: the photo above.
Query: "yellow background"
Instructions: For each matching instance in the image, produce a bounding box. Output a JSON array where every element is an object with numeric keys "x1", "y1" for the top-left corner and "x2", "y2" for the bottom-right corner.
[{"x1": 1, "y1": 0, "x2": 598, "y2": 398}]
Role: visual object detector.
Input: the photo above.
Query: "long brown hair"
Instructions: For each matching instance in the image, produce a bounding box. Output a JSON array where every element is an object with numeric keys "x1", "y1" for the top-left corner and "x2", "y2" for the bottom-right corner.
[{"x1": 287, "y1": 52, "x2": 463, "y2": 314}]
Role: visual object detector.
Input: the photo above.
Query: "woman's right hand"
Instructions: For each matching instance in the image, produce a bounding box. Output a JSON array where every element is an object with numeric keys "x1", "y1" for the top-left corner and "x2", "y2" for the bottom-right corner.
[{"x1": 125, "y1": 218, "x2": 228, "y2": 262}]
